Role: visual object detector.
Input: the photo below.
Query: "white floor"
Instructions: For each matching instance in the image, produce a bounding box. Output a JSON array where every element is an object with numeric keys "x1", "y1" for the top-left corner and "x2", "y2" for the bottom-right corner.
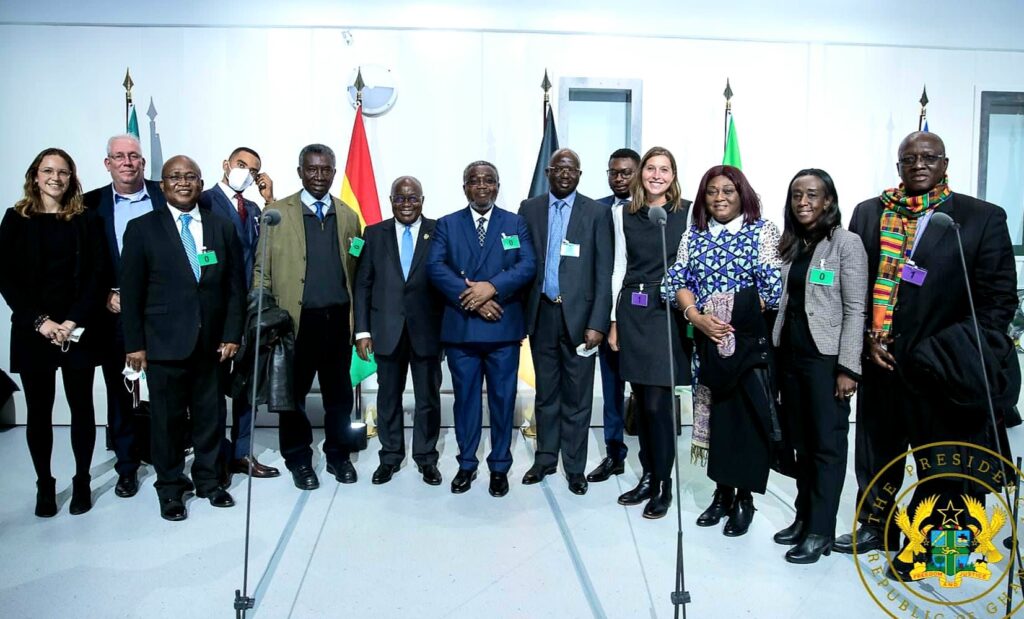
[{"x1": 0, "y1": 424, "x2": 1022, "y2": 619}]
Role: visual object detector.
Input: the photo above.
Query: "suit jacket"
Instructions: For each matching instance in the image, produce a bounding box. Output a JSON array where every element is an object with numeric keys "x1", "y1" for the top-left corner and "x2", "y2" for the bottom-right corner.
[
  {"x1": 848, "y1": 192, "x2": 1017, "y2": 364},
  {"x1": 83, "y1": 180, "x2": 167, "y2": 288},
  {"x1": 772, "y1": 228, "x2": 868, "y2": 375},
  {"x1": 597, "y1": 195, "x2": 615, "y2": 206},
  {"x1": 426, "y1": 206, "x2": 537, "y2": 344},
  {"x1": 518, "y1": 193, "x2": 613, "y2": 342},
  {"x1": 199, "y1": 186, "x2": 261, "y2": 290},
  {"x1": 354, "y1": 217, "x2": 443, "y2": 357},
  {"x1": 120, "y1": 205, "x2": 245, "y2": 361},
  {"x1": 253, "y1": 191, "x2": 360, "y2": 335}
]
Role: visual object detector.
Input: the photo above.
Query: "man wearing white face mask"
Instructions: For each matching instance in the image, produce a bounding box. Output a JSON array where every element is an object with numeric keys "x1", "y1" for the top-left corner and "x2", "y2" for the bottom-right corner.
[{"x1": 199, "y1": 146, "x2": 278, "y2": 481}]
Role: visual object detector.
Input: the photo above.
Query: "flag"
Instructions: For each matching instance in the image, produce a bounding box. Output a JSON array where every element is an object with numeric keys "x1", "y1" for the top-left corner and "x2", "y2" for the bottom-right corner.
[
  {"x1": 340, "y1": 106, "x2": 383, "y2": 229},
  {"x1": 126, "y1": 103, "x2": 139, "y2": 139},
  {"x1": 723, "y1": 115, "x2": 742, "y2": 169},
  {"x1": 923, "y1": 120, "x2": 930, "y2": 132},
  {"x1": 350, "y1": 350, "x2": 377, "y2": 386},
  {"x1": 527, "y1": 103, "x2": 560, "y2": 198}
]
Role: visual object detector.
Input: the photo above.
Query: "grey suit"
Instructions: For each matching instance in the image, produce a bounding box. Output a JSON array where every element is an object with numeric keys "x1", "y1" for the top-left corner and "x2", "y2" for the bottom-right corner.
[{"x1": 772, "y1": 229, "x2": 868, "y2": 375}]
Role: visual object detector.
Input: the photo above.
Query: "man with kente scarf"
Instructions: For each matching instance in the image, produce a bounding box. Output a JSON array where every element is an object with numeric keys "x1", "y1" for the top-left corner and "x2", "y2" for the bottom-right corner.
[{"x1": 834, "y1": 132, "x2": 1018, "y2": 573}]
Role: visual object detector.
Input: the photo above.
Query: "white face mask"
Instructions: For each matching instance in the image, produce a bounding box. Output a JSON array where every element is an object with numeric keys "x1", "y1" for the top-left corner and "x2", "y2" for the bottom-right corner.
[{"x1": 226, "y1": 167, "x2": 254, "y2": 192}]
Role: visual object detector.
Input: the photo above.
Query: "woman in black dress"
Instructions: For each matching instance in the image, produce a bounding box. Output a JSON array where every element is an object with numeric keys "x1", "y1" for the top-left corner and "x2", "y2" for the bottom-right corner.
[
  {"x1": 607, "y1": 146, "x2": 691, "y2": 519},
  {"x1": 0, "y1": 148, "x2": 106, "y2": 517}
]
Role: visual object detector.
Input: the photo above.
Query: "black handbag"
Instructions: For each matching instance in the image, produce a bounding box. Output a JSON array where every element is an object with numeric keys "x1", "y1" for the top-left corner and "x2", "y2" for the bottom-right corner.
[{"x1": 624, "y1": 392, "x2": 682, "y2": 436}]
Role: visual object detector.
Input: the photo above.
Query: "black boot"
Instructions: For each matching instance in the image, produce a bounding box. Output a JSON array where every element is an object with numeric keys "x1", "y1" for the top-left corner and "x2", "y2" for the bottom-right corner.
[
  {"x1": 618, "y1": 472, "x2": 653, "y2": 506},
  {"x1": 785, "y1": 534, "x2": 833, "y2": 564},
  {"x1": 773, "y1": 519, "x2": 806, "y2": 545},
  {"x1": 723, "y1": 495, "x2": 756, "y2": 537},
  {"x1": 643, "y1": 480, "x2": 673, "y2": 519},
  {"x1": 696, "y1": 486, "x2": 735, "y2": 527},
  {"x1": 35, "y1": 477, "x2": 57, "y2": 518},
  {"x1": 69, "y1": 474, "x2": 92, "y2": 515}
]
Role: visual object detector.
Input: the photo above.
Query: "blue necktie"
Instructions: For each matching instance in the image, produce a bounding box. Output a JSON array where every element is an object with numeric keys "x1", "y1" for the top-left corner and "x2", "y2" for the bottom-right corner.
[
  {"x1": 400, "y1": 224, "x2": 413, "y2": 280},
  {"x1": 314, "y1": 201, "x2": 325, "y2": 221},
  {"x1": 179, "y1": 213, "x2": 200, "y2": 282},
  {"x1": 543, "y1": 201, "x2": 564, "y2": 299}
]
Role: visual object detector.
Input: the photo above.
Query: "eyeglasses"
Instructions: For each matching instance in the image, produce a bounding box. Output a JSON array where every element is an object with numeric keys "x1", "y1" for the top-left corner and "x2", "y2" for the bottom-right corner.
[
  {"x1": 108, "y1": 152, "x2": 142, "y2": 163},
  {"x1": 465, "y1": 177, "x2": 497, "y2": 187},
  {"x1": 39, "y1": 167, "x2": 71, "y2": 179},
  {"x1": 391, "y1": 196, "x2": 423, "y2": 205},
  {"x1": 898, "y1": 154, "x2": 945, "y2": 167},
  {"x1": 547, "y1": 166, "x2": 580, "y2": 177},
  {"x1": 163, "y1": 173, "x2": 200, "y2": 185},
  {"x1": 607, "y1": 169, "x2": 634, "y2": 179}
]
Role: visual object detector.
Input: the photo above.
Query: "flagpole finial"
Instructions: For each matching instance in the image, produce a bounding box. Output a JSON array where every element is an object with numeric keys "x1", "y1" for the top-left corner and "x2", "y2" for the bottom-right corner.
[
  {"x1": 723, "y1": 78, "x2": 733, "y2": 111},
  {"x1": 354, "y1": 67, "x2": 365, "y2": 106},
  {"x1": 918, "y1": 84, "x2": 928, "y2": 131},
  {"x1": 541, "y1": 69, "x2": 552, "y2": 105},
  {"x1": 146, "y1": 97, "x2": 157, "y2": 121},
  {"x1": 123, "y1": 67, "x2": 134, "y2": 94},
  {"x1": 919, "y1": 85, "x2": 929, "y2": 108}
]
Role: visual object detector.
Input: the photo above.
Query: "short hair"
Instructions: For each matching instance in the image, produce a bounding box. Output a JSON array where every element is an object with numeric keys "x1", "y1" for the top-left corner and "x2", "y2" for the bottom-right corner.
[
  {"x1": 548, "y1": 148, "x2": 580, "y2": 168},
  {"x1": 608, "y1": 148, "x2": 640, "y2": 165},
  {"x1": 691, "y1": 165, "x2": 762, "y2": 231},
  {"x1": 106, "y1": 134, "x2": 142, "y2": 157},
  {"x1": 229, "y1": 146, "x2": 261, "y2": 162},
  {"x1": 15, "y1": 147, "x2": 85, "y2": 221},
  {"x1": 778, "y1": 168, "x2": 843, "y2": 262},
  {"x1": 628, "y1": 146, "x2": 684, "y2": 213},
  {"x1": 298, "y1": 143, "x2": 335, "y2": 167},
  {"x1": 390, "y1": 175, "x2": 423, "y2": 195},
  {"x1": 463, "y1": 160, "x2": 499, "y2": 183}
]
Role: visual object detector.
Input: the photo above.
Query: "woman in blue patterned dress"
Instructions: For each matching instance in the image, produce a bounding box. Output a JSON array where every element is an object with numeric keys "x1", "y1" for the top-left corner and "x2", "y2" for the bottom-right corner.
[{"x1": 664, "y1": 164, "x2": 782, "y2": 537}]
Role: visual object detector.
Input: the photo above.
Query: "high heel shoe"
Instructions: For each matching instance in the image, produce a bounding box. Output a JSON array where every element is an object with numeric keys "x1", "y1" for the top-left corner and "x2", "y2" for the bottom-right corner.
[
  {"x1": 69, "y1": 474, "x2": 92, "y2": 515},
  {"x1": 617, "y1": 472, "x2": 653, "y2": 506},
  {"x1": 35, "y1": 477, "x2": 57, "y2": 518},
  {"x1": 723, "y1": 496, "x2": 756, "y2": 537},
  {"x1": 773, "y1": 519, "x2": 805, "y2": 545},
  {"x1": 785, "y1": 533, "x2": 833, "y2": 564},
  {"x1": 696, "y1": 487, "x2": 734, "y2": 527},
  {"x1": 643, "y1": 480, "x2": 673, "y2": 519}
]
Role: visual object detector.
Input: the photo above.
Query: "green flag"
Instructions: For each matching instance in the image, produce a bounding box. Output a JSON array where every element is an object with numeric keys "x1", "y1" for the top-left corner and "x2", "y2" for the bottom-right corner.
[
  {"x1": 350, "y1": 346, "x2": 377, "y2": 385},
  {"x1": 722, "y1": 116, "x2": 742, "y2": 170},
  {"x1": 127, "y1": 103, "x2": 140, "y2": 138}
]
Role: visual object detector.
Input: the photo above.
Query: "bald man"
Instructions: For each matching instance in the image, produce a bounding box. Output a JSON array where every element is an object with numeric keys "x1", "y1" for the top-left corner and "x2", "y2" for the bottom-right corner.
[
  {"x1": 120, "y1": 155, "x2": 246, "y2": 521},
  {"x1": 354, "y1": 176, "x2": 444, "y2": 485}
]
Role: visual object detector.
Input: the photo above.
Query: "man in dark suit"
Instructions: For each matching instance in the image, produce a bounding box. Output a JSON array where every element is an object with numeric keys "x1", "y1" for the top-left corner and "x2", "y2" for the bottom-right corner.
[
  {"x1": 83, "y1": 134, "x2": 167, "y2": 499},
  {"x1": 120, "y1": 155, "x2": 246, "y2": 521},
  {"x1": 834, "y1": 132, "x2": 1017, "y2": 563},
  {"x1": 198, "y1": 146, "x2": 280, "y2": 480},
  {"x1": 519, "y1": 149, "x2": 612, "y2": 495},
  {"x1": 427, "y1": 161, "x2": 536, "y2": 497},
  {"x1": 588, "y1": 147, "x2": 639, "y2": 483},
  {"x1": 354, "y1": 176, "x2": 444, "y2": 486}
]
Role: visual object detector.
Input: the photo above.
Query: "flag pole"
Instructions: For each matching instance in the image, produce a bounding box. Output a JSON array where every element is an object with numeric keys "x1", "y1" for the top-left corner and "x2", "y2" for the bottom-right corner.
[
  {"x1": 723, "y1": 78, "x2": 733, "y2": 155},
  {"x1": 123, "y1": 67, "x2": 134, "y2": 131},
  {"x1": 918, "y1": 85, "x2": 928, "y2": 132},
  {"x1": 350, "y1": 66, "x2": 373, "y2": 436},
  {"x1": 541, "y1": 69, "x2": 552, "y2": 126}
]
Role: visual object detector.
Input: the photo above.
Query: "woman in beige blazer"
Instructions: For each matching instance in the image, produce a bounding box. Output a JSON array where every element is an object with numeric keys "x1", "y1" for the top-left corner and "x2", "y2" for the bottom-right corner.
[{"x1": 772, "y1": 169, "x2": 868, "y2": 564}]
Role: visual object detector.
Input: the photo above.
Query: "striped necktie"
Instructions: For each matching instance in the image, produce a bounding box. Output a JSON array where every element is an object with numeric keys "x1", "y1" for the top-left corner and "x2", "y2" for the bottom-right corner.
[
  {"x1": 179, "y1": 213, "x2": 200, "y2": 282},
  {"x1": 476, "y1": 216, "x2": 486, "y2": 247}
]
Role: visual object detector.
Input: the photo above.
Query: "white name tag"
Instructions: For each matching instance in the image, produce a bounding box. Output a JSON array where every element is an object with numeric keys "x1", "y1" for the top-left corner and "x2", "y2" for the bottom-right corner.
[{"x1": 560, "y1": 240, "x2": 580, "y2": 258}]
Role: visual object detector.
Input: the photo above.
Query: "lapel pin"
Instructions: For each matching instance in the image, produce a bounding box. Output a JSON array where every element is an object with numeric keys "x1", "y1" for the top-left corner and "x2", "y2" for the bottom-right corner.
[{"x1": 423, "y1": 233, "x2": 430, "y2": 240}]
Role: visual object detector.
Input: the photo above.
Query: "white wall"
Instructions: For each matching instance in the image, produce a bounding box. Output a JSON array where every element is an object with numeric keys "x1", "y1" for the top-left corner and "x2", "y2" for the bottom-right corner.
[{"x1": 1, "y1": 1, "x2": 1022, "y2": 423}]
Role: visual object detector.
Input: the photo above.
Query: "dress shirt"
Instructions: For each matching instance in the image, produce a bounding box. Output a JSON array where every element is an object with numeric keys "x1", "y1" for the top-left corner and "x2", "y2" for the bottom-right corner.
[
  {"x1": 708, "y1": 215, "x2": 744, "y2": 237},
  {"x1": 301, "y1": 189, "x2": 334, "y2": 216},
  {"x1": 166, "y1": 203, "x2": 205, "y2": 253},
  {"x1": 469, "y1": 204, "x2": 493, "y2": 236},
  {"x1": 609, "y1": 198, "x2": 630, "y2": 321},
  {"x1": 113, "y1": 184, "x2": 154, "y2": 254},
  {"x1": 544, "y1": 192, "x2": 576, "y2": 298},
  {"x1": 355, "y1": 217, "x2": 423, "y2": 342}
]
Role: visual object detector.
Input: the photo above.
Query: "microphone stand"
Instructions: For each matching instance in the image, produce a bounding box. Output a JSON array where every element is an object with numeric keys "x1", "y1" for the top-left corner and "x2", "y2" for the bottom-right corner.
[{"x1": 649, "y1": 206, "x2": 691, "y2": 618}]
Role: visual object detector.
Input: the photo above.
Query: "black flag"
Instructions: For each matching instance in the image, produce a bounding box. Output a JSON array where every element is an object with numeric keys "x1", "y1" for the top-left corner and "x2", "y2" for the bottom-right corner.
[{"x1": 528, "y1": 103, "x2": 559, "y2": 198}]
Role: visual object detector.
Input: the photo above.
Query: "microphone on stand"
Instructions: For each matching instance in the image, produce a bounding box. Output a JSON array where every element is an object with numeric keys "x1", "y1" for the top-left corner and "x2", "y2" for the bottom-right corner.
[{"x1": 261, "y1": 209, "x2": 282, "y2": 226}]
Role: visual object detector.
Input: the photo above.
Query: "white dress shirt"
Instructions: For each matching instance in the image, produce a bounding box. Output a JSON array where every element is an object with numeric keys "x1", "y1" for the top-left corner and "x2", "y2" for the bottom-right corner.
[
  {"x1": 166, "y1": 203, "x2": 204, "y2": 252},
  {"x1": 609, "y1": 198, "x2": 629, "y2": 322},
  {"x1": 355, "y1": 217, "x2": 423, "y2": 342}
]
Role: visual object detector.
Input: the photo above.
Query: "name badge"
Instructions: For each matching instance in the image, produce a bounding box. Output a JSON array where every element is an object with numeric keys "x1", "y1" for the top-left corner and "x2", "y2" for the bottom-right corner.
[
  {"x1": 501, "y1": 234, "x2": 521, "y2": 250},
  {"x1": 631, "y1": 292, "x2": 648, "y2": 307},
  {"x1": 348, "y1": 237, "x2": 365, "y2": 257},
  {"x1": 808, "y1": 268, "x2": 834, "y2": 286},
  {"x1": 197, "y1": 250, "x2": 218, "y2": 267},
  {"x1": 901, "y1": 262, "x2": 928, "y2": 286},
  {"x1": 560, "y1": 240, "x2": 580, "y2": 258}
]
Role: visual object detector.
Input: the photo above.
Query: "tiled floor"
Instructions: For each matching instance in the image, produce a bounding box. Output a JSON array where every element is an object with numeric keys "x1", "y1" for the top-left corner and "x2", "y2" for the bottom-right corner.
[{"x1": 0, "y1": 425, "x2": 1022, "y2": 618}]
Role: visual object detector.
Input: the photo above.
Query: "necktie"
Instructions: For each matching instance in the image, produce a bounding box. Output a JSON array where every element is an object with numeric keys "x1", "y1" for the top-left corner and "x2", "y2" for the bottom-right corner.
[
  {"x1": 234, "y1": 192, "x2": 248, "y2": 222},
  {"x1": 543, "y1": 201, "x2": 565, "y2": 299},
  {"x1": 179, "y1": 213, "x2": 200, "y2": 282},
  {"x1": 314, "y1": 201, "x2": 325, "y2": 222},
  {"x1": 477, "y1": 216, "x2": 486, "y2": 247},
  {"x1": 400, "y1": 225, "x2": 414, "y2": 280}
]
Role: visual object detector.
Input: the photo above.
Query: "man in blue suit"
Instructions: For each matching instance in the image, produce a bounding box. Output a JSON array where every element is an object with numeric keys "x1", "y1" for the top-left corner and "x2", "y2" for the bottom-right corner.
[
  {"x1": 427, "y1": 161, "x2": 536, "y2": 497},
  {"x1": 198, "y1": 146, "x2": 280, "y2": 481}
]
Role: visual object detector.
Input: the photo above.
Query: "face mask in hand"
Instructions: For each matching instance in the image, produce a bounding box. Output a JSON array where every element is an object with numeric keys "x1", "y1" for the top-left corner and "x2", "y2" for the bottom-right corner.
[{"x1": 227, "y1": 167, "x2": 254, "y2": 192}]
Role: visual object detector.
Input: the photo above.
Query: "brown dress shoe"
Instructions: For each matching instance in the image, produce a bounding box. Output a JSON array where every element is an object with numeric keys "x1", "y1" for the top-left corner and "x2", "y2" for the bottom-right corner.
[{"x1": 230, "y1": 456, "x2": 281, "y2": 478}]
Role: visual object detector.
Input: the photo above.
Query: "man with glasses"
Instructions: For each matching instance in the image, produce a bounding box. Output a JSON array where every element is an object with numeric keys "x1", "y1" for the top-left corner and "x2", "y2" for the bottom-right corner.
[
  {"x1": 253, "y1": 144, "x2": 361, "y2": 491},
  {"x1": 353, "y1": 176, "x2": 444, "y2": 486},
  {"x1": 427, "y1": 161, "x2": 536, "y2": 497},
  {"x1": 120, "y1": 156, "x2": 246, "y2": 521},
  {"x1": 588, "y1": 147, "x2": 640, "y2": 483},
  {"x1": 84, "y1": 134, "x2": 167, "y2": 499},
  {"x1": 518, "y1": 149, "x2": 612, "y2": 495},
  {"x1": 834, "y1": 132, "x2": 1017, "y2": 575}
]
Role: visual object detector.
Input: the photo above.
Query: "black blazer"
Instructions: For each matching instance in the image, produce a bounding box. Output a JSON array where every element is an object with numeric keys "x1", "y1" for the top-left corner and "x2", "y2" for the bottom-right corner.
[
  {"x1": 353, "y1": 217, "x2": 442, "y2": 357},
  {"x1": 83, "y1": 180, "x2": 167, "y2": 288},
  {"x1": 518, "y1": 193, "x2": 613, "y2": 342},
  {"x1": 119, "y1": 205, "x2": 245, "y2": 361},
  {"x1": 848, "y1": 192, "x2": 1017, "y2": 363}
]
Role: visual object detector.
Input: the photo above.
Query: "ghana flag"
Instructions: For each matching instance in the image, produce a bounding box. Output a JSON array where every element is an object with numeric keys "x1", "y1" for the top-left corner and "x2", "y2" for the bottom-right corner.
[{"x1": 340, "y1": 106, "x2": 382, "y2": 229}]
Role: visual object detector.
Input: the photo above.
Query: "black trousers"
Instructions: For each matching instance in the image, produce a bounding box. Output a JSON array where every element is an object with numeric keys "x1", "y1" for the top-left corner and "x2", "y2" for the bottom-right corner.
[
  {"x1": 632, "y1": 384, "x2": 675, "y2": 483},
  {"x1": 100, "y1": 343, "x2": 142, "y2": 475},
  {"x1": 281, "y1": 306, "x2": 354, "y2": 470},
  {"x1": 20, "y1": 366, "x2": 96, "y2": 481},
  {"x1": 146, "y1": 348, "x2": 222, "y2": 500},
  {"x1": 375, "y1": 329, "x2": 441, "y2": 467},
  {"x1": 779, "y1": 313, "x2": 849, "y2": 537},
  {"x1": 530, "y1": 300, "x2": 597, "y2": 474}
]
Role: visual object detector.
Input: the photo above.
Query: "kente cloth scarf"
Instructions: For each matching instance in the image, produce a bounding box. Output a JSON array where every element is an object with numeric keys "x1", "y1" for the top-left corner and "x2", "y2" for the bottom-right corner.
[
  {"x1": 871, "y1": 177, "x2": 952, "y2": 334},
  {"x1": 691, "y1": 292, "x2": 735, "y2": 466}
]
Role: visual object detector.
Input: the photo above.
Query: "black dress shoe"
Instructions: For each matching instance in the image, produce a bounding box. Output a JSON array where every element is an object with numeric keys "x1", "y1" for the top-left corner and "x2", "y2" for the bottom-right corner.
[
  {"x1": 372, "y1": 463, "x2": 400, "y2": 485},
  {"x1": 35, "y1": 477, "x2": 57, "y2": 518},
  {"x1": 69, "y1": 475, "x2": 92, "y2": 515},
  {"x1": 326, "y1": 460, "x2": 358, "y2": 484},
  {"x1": 785, "y1": 533, "x2": 833, "y2": 564},
  {"x1": 586, "y1": 457, "x2": 625, "y2": 483},
  {"x1": 522, "y1": 463, "x2": 557, "y2": 485},
  {"x1": 115, "y1": 472, "x2": 139, "y2": 498},
  {"x1": 489, "y1": 472, "x2": 510, "y2": 497},
  {"x1": 418, "y1": 464, "x2": 442, "y2": 486},
  {"x1": 643, "y1": 481, "x2": 673, "y2": 519},
  {"x1": 567, "y1": 474, "x2": 588, "y2": 495},
  {"x1": 774, "y1": 519, "x2": 806, "y2": 545},
  {"x1": 833, "y1": 525, "x2": 894, "y2": 554},
  {"x1": 696, "y1": 487, "x2": 735, "y2": 527},
  {"x1": 618, "y1": 472, "x2": 653, "y2": 506},
  {"x1": 723, "y1": 497, "x2": 756, "y2": 537},
  {"x1": 198, "y1": 487, "x2": 235, "y2": 508},
  {"x1": 230, "y1": 456, "x2": 282, "y2": 478},
  {"x1": 160, "y1": 497, "x2": 188, "y2": 521},
  {"x1": 290, "y1": 465, "x2": 320, "y2": 491},
  {"x1": 885, "y1": 558, "x2": 915, "y2": 582},
  {"x1": 451, "y1": 469, "x2": 477, "y2": 494}
]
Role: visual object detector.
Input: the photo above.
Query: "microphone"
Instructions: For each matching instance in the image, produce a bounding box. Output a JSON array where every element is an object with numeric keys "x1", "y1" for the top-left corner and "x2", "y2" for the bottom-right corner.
[
  {"x1": 649, "y1": 205, "x2": 668, "y2": 226},
  {"x1": 262, "y1": 209, "x2": 282, "y2": 226},
  {"x1": 930, "y1": 211, "x2": 957, "y2": 229}
]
